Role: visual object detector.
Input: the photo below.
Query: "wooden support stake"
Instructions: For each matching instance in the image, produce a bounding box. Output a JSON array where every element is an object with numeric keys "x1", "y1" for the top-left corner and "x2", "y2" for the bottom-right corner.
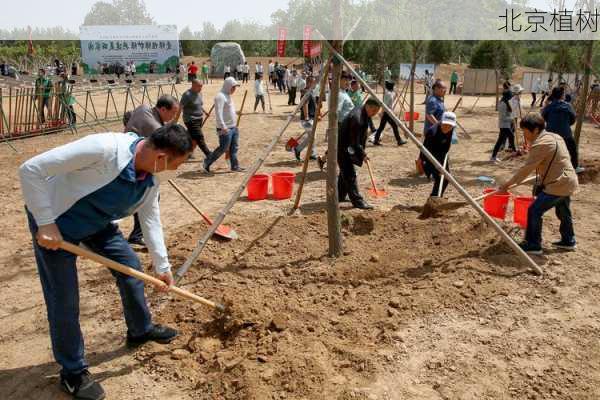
[{"x1": 175, "y1": 89, "x2": 315, "y2": 284}]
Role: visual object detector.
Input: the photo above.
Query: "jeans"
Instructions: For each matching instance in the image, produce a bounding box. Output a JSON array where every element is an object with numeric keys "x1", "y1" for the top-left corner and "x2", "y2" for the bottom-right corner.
[
  {"x1": 254, "y1": 95, "x2": 265, "y2": 112},
  {"x1": 205, "y1": 127, "x2": 239, "y2": 170},
  {"x1": 492, "y1": 128, "x2": 516, "y2": 158},
  {"x1": 296, "y1": 133, "x2": 317, "y2": 158},
  {"x1": 26, "y1": 210, "x2": 152, "y2": 377},
  {"x1": 525, "y1": 192, "x2": 575, "y2": 248}
]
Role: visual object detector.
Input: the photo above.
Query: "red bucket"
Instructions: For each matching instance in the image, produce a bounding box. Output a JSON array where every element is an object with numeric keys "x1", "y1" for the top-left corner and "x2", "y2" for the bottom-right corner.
[
  {"x1": 483, "y1": 188, "x2": 511, "y2": 220},
  {"x1": 247, "y1": 174, "x2": 269, "y2": 201},
  {"x1": 271, "y1": 172, "x2": 296, "y2": 200},
  {"x1": 404, "y1": 111, "x2": 420, "y2": 121},
  {"x1": 513, "y1": 196, "x2": 535, "y2": 229}
]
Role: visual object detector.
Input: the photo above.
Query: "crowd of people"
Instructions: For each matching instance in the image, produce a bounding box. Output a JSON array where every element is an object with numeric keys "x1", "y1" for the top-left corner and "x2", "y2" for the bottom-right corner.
[{"x1": 16, "y1": 60, "x2": 588, "y2": 400}]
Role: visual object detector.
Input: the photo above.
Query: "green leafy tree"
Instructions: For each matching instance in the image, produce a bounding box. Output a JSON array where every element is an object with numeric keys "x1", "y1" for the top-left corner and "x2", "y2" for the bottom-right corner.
[
  {"x1": 83, "y1": 0, "x2": 154, "y2": 25},
  {"x1": 427, "y1": 41, "x2": 453, "y2": 64}
]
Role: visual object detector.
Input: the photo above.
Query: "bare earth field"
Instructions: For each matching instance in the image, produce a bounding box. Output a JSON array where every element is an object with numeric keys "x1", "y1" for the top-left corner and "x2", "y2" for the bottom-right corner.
[{"x1": 0, "y1": 80, "x2": 599, "y2": 400}]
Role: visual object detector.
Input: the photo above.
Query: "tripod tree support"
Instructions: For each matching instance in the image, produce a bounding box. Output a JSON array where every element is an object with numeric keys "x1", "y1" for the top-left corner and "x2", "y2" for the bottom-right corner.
[{"x1": 317, "y1": 36, "x2": 543, "y2": 276}]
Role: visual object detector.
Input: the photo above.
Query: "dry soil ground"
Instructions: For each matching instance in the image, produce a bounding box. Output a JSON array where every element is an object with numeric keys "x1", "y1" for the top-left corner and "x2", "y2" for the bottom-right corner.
[{"x1": 0, "y1": 80, "x2": 599, "y2": 400}]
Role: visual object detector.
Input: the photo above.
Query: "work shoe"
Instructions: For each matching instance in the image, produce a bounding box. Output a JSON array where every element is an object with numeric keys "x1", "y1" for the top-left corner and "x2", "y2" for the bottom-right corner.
[
  {"x1": 575, "y1": 166, "x2": 585, "y2": 174},
  {"x1": 552, "y1": 240, "x2": 577, "y2": 251},
  {"x1": 317, "y1": 156, "x2": 326, "y2": 171},
  {"x1": 127, "y1": 324, "x2": 178, "y2": 347},
  {"x1": 294, "y1": 148, "x2": 302, "y2": 161},
  {"x1": 397, "y1": 139, "x2": 408, "y2": 146},
  {"x1": 353, "y1": 200, "x2": 374, "y2": 210},
  {"x1": 373, "y1": 141, "x2": 382, "y2": 146},
  {"x1": 490, "y1": 157, "x2": 500, "y2": 163},
  {"x1": 60, "y1": 370, "x2": 105, "y2": 400},
  {"x1": 309, "y1": 155, "x2": 317, "y2": 160},
  {"x1": 127, "y1": 236, "x2": 146, "y2": 248},
  {"x1": 202, "y1": 159, "x2": 211, "y2": 173},
  {"x1": 231, "y1": 166, "x2": 246, "y2": 172},
  {"x1": 519, "y1": 242, "x2": 543, "y2": 255}
]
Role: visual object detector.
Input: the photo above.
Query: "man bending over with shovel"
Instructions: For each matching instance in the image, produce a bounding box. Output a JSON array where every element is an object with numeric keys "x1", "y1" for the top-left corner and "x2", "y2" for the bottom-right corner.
[
  {"x1": 338, "y1": 98, "x2": 382, "y2": 210},
  {"x1": 19, "y1": 125, "x2": 193, "y2": 400},
  {"x1": 420, "y1": 111, "x2": 457, "y2": 197}
]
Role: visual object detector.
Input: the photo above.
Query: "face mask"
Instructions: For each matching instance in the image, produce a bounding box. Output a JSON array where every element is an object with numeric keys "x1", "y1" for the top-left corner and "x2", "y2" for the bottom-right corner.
[{"x1": 153, "y1": 155, "x2": 176, "y2": 183}]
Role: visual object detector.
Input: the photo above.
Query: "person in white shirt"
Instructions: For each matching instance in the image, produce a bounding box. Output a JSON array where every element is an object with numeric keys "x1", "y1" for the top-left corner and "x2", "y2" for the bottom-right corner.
[
  {"x1": 288, "y1": 70, "x2": 299, "y2": 105},
  {"x1": 254, "y1": 73, "x2": 266, "y2": 112},
  {"x1": 124, "y1": 63, "x2": 131, "y2": 77},
  {"x1": 374, "y1": 80, "x2": 407, "y2": 146},
  {"x1": 242, "y1": 61, "x2": 250, "y2": 83},
  {"x1": 268, "y1": 60, "x2": 275, "y2": 87},
  {"x1": 531, "y1": 77, "x2": 542, "y2": 108},
  {"x1": 130, "y1": 62, "x2": 136, "y2": 77},
  {"x1": 224, "y1": 64, "x2": 231, "y2": 79},
  {"x1": 204, "y1": 77, "x2": 244, "y2": 173}
]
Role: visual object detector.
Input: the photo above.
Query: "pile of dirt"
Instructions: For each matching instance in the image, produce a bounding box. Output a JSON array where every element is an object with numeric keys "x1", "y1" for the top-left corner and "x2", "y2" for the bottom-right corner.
[
  {"x1": 134, "y1": 208, "x2": 535, "y2": 399},
  {"x1": 578, "y1": 159, "x2": 600, "y2": 184}
]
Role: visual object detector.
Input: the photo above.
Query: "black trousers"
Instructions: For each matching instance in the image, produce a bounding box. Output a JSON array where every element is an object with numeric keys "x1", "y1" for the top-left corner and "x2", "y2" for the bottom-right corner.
[
  {"x1": 423, "y1": 158, "x2": 450, "y2": 197},
  {"x1": 288, "y1": 87, "x2": 297, "y2": 105},
  {"x1": 337, "y1": 155, "x2": 364, "y2": 205},
  {"x1": 562, "y1": 134, "x2": 579, "y2": 169},
  {"x1": 450, "y1": 82, "x2": 457, "y2": 94},
  {"x1": 184, "y1": 119, "x2": 212, "y2": 156},
  {"x1": 374, "y1": 112, "x2": 402, "y2": 144},
  {"x1": 242, "y1": 73, "x2": 249, "y2": 83},
  {"x1": 531, "y1": 92, "x2": 537, "y2": 107},
  {"x1": 254, "y1": 95, "x2": 265, "y2": 111},
  {"x1": 129, "y1": 213, "x2": 143, "y2": 241},
  {"x1": 492, "y1": 128, "x2": 516, "y2": 158}
]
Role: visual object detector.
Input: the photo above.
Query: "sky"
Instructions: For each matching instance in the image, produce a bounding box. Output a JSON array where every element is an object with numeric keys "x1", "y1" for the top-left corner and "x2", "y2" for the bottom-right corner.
[
  {"x1": 0, "y1": 0, "x2": 578, "y2": 33},
  {"x1": 0, "y1": 0, "x2": 285, "y2": 32}
]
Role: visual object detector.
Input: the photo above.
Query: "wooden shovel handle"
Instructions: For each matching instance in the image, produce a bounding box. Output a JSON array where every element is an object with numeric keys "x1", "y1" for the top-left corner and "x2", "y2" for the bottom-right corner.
[
  {"x1": 59, "y1": 241, "x2": 224, "y2": 311},
  {"x1": 473, "y1": 175, "x2": 537, "y2": 202},
  {"x1": 168, "y1": 179, "x2": 212, "y2": 226},
  {"x1": 365, "y1": 159, "x2": 378, "y2": 194},
  {"x1": 201, "y1": 104, "x2": 214, "y2": 128}
]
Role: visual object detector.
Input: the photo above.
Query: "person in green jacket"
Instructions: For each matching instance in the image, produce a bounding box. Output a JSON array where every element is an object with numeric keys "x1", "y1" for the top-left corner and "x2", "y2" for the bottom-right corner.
[
  {"x1": 35, "y1": 68, "x2": 53, "y2": 123},
  {"x1": 450, "y1": 70, "x2": 459, "y2": 95}
]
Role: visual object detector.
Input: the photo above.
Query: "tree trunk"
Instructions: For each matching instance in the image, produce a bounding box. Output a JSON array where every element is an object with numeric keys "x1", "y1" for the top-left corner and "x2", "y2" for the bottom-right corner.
[
  {"x1": 409, "y1": 43, "x2": 417, "y2": 133},
  {"x1": 326, "y1": 0, "x2": 343, "y2": 257},
  {"x1": 574, "y1": 40, "x2": 593, "y2": 151},
  {"x1": 495, "y1": 69, "x2": 499, "y2": 111}
]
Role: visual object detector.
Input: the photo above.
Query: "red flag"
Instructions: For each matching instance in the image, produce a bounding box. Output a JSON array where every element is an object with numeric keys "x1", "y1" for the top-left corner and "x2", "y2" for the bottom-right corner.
[
  {"x1": 27, "y1": 26, "x2": 35, "y2": 56},
  {"x1": 303, "y1": 25, "x2": 312, "y2": 57},
  {"x1": 309, "y1": 42, "x2": 322, "y2": 58},
  {"x1": 277, "y1": 27, "x2": 287, "y2": 57}
]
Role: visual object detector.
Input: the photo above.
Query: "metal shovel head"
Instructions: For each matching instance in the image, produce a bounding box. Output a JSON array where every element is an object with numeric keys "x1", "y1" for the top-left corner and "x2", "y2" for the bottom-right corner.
[
  {"x1": 285, "y1": 137, "x2": 299, "y2": 152},
  {"x1": 214, "y1": 224, "x2": 239, "y2": 240},
  {"x1": 367, "y1": 187, "x2": 388, "y2": 198}
]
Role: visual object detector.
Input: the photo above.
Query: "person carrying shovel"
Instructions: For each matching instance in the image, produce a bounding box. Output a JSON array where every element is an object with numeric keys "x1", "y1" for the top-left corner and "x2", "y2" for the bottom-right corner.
[
  {"x1": 420, "y1": 111, "x2": 457, "y2": 197},
  {"x1": 19, "y1": 125, "x2": 193, "y2": 400}
]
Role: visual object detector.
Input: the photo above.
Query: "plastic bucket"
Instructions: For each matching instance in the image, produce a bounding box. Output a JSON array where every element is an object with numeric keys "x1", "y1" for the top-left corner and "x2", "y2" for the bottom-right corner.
[
  {"x1": 482, "y1": 189, "x2": 511, "y2": 220},
  {"x1": 247, "y1": 174, "x2": 269, "y2": 201},
  {"x1": 404, "y1": 111, "x2": 420, "y2": 121},
  {"x1": 271, "y1": 172, "x2": 296, "y2": 200},
  {"x1": 513, "y1": 196, "x2": 535, "y2": 229}
]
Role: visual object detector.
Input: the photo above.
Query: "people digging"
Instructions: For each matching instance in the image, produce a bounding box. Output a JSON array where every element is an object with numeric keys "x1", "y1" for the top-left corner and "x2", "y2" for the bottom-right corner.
[
  {"x1": 348, "y1": 79, "x2": 376, "y2": 133},
  {"x1": 125, "y1": 95, "x2": 180, "y2": 248},
  {"x1": 177, "y1": 79, "x2": 213, "y2": 159},
  {"x1": 203, "y1": 77, "x2": 245, "y2": 173},
  {"x1": 294, "y1": 76, "x2": 318, "y2": 161},
  {"x1": 337, "y1": 98, "x2": 382, "y2": 210},
  {"x1": 420, "y1": 112, "x2": 457, "y2": 198},
  {"x1": 19, "y1": 125, "x2": 193, "y2": 400},
  {"x1": 498, "y1": 112, "x2": 579, "y2": 255},
  {"x1": 373, "y1": 80, "x2": 407, "y2": 146}
]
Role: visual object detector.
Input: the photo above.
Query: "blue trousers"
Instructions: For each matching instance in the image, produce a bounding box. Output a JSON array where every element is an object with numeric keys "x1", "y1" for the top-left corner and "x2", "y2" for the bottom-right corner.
[
  {"x1": 524, "y1": 192, "x2": 575, "y2": 248},
  {"x1": 205, "y1": 127, "x2": 239, "y2": 170},
  {"x1": 27, "y1": 211, "x2": 153, "y2": 377}
]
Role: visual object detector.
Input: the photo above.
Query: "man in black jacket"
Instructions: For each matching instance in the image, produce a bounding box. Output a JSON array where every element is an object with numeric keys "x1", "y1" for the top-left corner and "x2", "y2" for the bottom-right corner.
[
  {"x1": 541, "y1": 86, "x2": 579, "y2": 170},
  {"x1": 338, "y1": 98, "x2": 381, "y2": 209}
]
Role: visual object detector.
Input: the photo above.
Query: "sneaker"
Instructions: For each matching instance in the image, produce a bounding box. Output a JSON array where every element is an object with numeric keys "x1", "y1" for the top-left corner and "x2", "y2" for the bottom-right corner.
[
  {"x1": 60, "y1": 370, "x2": 105, "y2": 400},
  {"x1": 397, "y1": 139, "x2": 408, "y2": 146},
  {"x1": 294, "y1": 148, "x2": 301, "y2": 161},
  {"x1": 552, "y1": 240, "x2": 577, "y2": 251},
  {"x1": 231, "y1": 166, "x2": 246, "y2": 172},
  {"x1": 368, "y1": 134, "x2": 376, "y2": 143},
  {"x1": 127, "y1": 236, "x2": 146, "y2": 248},
  {"x1": 309, "y1": 155, "x2": 317, "y2": 160},
  {"x1": 519, "y1": 242, "x2": 543, "y2": 255},
  {"x1": 373, "y1": 141, "x2": 382, "y2": 146},
  {"x1": 575, "y1": 166, "x2": 585, "y2": 174},
  {"x1": 490, "y1": 157, "x2": 500, "y2": 163},
  {"x1": 126, "y1": 324, "x2": 178, "y2": 347}
]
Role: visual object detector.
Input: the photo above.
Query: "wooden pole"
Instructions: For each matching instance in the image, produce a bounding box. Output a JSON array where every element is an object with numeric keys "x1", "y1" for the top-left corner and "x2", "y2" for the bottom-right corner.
[
  {"x1": 291, "y1": 58, "x2": 331, "y2": 212},
  {"x1": 574, "y1": 40, "x2": 593, "y2": 151},
  {"x1": 174, "y1": 89, "x2": 315, "y2": 284},
  {"x1": 409, "y1": 44, "x2": 417, "y2": 133},
  {"x1": 326, "y1": 0, "x2": 343, "y2": 258},
  {"x1": 317, "y1": 38, "x2": 544, "y2": 276}
]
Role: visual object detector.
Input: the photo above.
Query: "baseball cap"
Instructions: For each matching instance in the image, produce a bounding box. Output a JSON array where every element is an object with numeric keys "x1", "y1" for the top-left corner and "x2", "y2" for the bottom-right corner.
[{"x1": 441, "y1": 111, "x2": 457, "y2": 127}]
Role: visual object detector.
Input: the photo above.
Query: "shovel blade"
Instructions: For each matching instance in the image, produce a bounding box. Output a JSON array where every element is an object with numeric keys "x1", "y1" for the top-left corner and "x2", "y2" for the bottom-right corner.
[
  {"x1": 367, "y1": 188, "x2": 388, "y2": 198},
  {"x1": 285, "y1": 138, "x2": 299, "y2": 152}
]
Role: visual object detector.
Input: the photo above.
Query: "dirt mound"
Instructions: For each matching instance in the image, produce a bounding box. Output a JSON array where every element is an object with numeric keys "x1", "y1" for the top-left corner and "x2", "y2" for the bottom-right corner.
[
  {"x1": 578, "y1": 159, "x2": 600, "y2": 184},
  {"x1": 134, "y1": 208, "x2": 533, "y2": 399}
]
